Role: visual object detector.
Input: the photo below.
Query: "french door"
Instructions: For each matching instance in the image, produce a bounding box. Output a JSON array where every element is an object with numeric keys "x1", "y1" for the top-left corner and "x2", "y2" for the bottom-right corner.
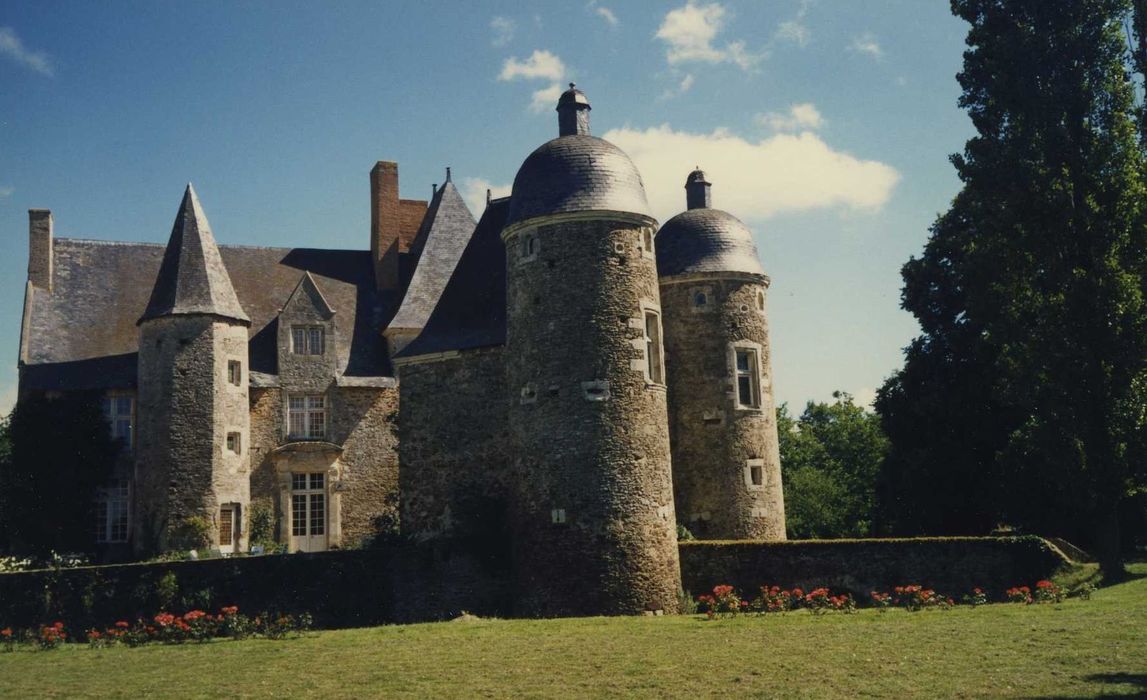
[{"x1": 290, "y1": 472, "x2": 327, "y2": 552}]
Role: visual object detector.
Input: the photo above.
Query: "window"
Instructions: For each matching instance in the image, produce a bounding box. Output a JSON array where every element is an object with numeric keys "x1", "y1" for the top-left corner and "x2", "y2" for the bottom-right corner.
[
  {"x1": 693, "y1": 291, "x2": 708, "y2": 307},
  {"x1": 644, "y1": 311, "x2": 664, "y2": 384},
  {"x1": 745, "y1": 459, "x2": 765, "y2": 489},
  {"x1": 291, "y1": 472, "x2": 326, "y2": 537},
  {"x1": 101, "y1": 395, "x2": 134, "y2": 448},
  {"x1": 228, "y1": 360, "x2": 242, "y2": 386},
  {"x1": 288, "y1": 395, "x2": 326, "y2": 439},
  {"x1": 642, "y1": 228, "x2": 654, "y2": 253},
  {"x1": 756, "y1": 290, "x2": 766, "y2": 312},
  {"x1": 520, "y1": 232, "x2": 538, "y2": 262},
  {"x1": 95, "y1": 480, "x2": 130, "y2": 543},
  {"x1": 551, "y1": 508, "x2": 566, "y2": 524},
  {"x1": 226, "y1": 432, "x2": 242, "y2": 454},
  {"x1": 735, "y1": 349, "x2": 761, "y2": 408},
  {"x1": 291, "y1": 326, "x2": 325, "y2": 355},
  {"x1": 218, "y1": 504, "x2": 239, "y2": 550}
]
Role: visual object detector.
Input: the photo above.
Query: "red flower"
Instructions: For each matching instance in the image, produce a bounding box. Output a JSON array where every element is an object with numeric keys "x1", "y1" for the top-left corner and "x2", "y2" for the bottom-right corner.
[
  {"x1": 0, "y1": 628, "x2": 11, "y2": 638},
  {"x1": 115, "y1": 621, "x2": 129, "y2": 629}
]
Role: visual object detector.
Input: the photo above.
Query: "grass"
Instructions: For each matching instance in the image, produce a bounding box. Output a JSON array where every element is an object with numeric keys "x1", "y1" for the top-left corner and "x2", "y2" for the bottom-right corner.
[{"x1": 1, "y1": 565, "x2": 1145, "y2": 699}]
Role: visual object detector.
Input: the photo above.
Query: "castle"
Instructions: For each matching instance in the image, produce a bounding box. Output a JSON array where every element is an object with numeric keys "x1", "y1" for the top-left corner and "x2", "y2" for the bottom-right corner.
[{"x1": 16, "y1": 85, "x2": 785, "y2": 615}]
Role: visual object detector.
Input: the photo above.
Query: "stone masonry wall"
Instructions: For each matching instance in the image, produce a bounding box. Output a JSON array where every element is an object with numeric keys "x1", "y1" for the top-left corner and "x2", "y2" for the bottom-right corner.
[
  {"x1": 136, "y1": 316, "x2": 248, "y2": 553},
  {"x1": 661, "y1": 276, "x2": 785, "y2": 540},
  {"x1": 398, "y1": 348, "x2": 511, "y2": 540},
  {"x1": 505, "y1": 215, "x2": 682, "y2": 616}
]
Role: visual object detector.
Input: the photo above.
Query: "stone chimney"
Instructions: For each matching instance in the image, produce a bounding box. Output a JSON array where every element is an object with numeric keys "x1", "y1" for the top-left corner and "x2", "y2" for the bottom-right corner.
[
  {"x1": 557, "y1": 83, "x2": 591, "y2": 137},
  {"x1": 28, "y1": 209, "x2": 53, "y2": 292},
  {"x1": 371, "y1": 161, "x2": 428, "y2": 291}
]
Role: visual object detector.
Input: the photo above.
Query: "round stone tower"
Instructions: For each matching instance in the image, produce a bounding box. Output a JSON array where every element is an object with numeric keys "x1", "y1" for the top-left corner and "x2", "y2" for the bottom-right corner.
[
  {"x1": 134, "y1": 185, "x2": 252, "y2": 555},
  {"x1": 656, "y1": 169, "x2": 786, "y2": 540},
  {"x1": 503, "y1": 84, "x2": 682, "y2": 616}
]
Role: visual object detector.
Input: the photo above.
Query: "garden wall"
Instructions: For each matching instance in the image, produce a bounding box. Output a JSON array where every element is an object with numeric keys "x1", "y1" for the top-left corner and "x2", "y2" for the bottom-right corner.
[
  {"x1": 679, "y1": 536, "x2": 1074, "y2": 599},
  {"x1": 0, "y1": 536, "x2": 1073, "y2": 628}
]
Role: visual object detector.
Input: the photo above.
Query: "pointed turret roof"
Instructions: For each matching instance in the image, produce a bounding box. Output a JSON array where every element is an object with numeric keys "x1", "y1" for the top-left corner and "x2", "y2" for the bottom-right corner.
[
  {"x1": 387, "y1": 173, "x2": 476, "y2": 332},
  {"x1": 139, "y1": 184, "x2": 250, "y2": 325}
]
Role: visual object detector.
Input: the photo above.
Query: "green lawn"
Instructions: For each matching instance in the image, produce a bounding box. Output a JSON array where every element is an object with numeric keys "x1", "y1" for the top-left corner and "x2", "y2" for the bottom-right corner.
[{"x1": 2, "y1": 565, "x2": 1145, "y2": 699}]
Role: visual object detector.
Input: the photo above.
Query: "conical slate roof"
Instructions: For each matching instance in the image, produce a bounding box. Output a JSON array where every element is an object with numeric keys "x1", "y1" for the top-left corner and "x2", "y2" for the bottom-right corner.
[
  {"x1": 139, "y1": 184, "x2": 250, "y2": 325},
  {"x1": 387, "y1": 175, "x2": 476, "y2": 332}
]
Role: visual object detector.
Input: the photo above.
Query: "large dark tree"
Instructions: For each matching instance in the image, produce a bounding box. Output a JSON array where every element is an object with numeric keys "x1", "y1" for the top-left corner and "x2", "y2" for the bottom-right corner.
[
  {"x1": 878, "y1": 0, "x2": 1147, "y2": 575},
  {"x1": 0, "y1": 394, "x2": 118, "y2": 556}
]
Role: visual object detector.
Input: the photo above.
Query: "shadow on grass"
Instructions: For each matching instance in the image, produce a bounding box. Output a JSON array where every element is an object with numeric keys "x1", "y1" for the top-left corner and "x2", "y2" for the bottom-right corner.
[{"x1": 1034, "y1": 672, "x2": 1147, "y2": 699}]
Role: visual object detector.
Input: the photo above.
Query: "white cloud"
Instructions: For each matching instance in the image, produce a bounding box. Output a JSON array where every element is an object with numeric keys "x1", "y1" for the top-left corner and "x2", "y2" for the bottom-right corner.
[
  {"x1": 850, "y1": 32, "x2": 883, "y2": 59},
  {"x1": 591, "y1": 4, "x2": 619, "y2": 27},
  {"x1": 0, "y1": 186, "x2": 13, "y2": 199},
  {"x1": 490, "y1": 16, "x2": 515, "y2": 47},
  {"x1": 775, "y1": 0, "x2": 811, "y2": 47},
  {"x1": 655, "y1": 2, "x2": 763, "y2": 70},
  {"x1": 659, "y1": 73, "x2": 695, "y2": 101},
  {"x1": 530, "y1": 83, "x2": 563, "y2": 113},
  {"x1": 460, "y1": 177, "x2": 512, "y2": 216},
  {"x1": 755, "y1": 103, "x2": 824, "y2": 132},
  {"x1": 602, "y1": 124, "x2": 900, "y2": 224},
  {"x1": 499, "y1": 50, "x2": 566, "y2": 82},
  {"x1": 0, "y1": 26, "x2": 53, "y2": 77}
]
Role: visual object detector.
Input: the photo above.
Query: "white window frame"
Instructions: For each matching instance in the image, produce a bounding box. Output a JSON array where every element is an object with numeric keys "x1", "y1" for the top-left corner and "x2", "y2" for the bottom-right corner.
[
  {"x1": 291, "y1": 472, "x2": 327, "y2": 538},
  {"x1": 291, "y1": 326, "x2": 326, "y2": 356},
  {"x1": 287, "y1": 394, "x2": 327, "y2": 440},
  {"x1": 102, "y1": 393, "x2": 135, "y2": 449},
  {"x1": 95, "y1": 479, "x2": 130, "y2": 544},
  {"x1": 729, "y1": 341, "x2": 763, "y2": 410}
]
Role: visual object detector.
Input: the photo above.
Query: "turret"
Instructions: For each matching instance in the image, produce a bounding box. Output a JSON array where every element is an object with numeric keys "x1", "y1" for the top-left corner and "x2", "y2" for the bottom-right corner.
[
  {"x1": 503, "y1": 85, "x2": 682, "y2": 616},
  {"x1": 656, "y1": 171, "x2": 786, "y2": 540},
  {"x1": 134, "y1": 185, "x2": 251, "y2": 555}
]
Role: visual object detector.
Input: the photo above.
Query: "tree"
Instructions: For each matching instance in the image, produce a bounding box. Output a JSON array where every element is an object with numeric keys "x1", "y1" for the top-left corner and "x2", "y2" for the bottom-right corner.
[
  {"x1": 879, "y1": 0, "x2": 1147, "y2": 575},
  {"x1": 0, "y1": 394, "x2": 118, "y2": 556},
  {"x1": 779, "y1": 393, "x2": 889, "y2": 539}
]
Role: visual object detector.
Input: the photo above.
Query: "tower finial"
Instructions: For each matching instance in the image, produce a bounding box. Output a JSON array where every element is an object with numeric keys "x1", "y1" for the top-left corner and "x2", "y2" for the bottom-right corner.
[
  {"x1": 557, "y1": 83, "x2": 591, "y2": 137},
  {"x1": 445, "y1": 166, "x2": 452, "y2": 182}
]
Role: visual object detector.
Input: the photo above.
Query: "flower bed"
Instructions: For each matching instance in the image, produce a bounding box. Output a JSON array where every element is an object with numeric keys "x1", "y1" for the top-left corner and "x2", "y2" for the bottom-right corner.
[
  {"x1": 694, "y1": 578, "x2": 1079, "y2": 619},
  {"x1": 1, "y1": 605, "x2": 312, "y2": 652}
]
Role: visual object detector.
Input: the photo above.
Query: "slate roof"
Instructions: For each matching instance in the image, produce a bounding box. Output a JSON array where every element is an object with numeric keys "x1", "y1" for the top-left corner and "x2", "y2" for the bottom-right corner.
[
  {"x1": 396, "y1": 198, "x2": 509, "y2": 358},
  {"x1": 21, "y1": 240, "x2": 388, "y2": 390},
  {"x1": 655, "y1": 208, "x2": 766, "y2": 278},
  {"x1": 387, "y1": 179, "x2": 476, "y2": 331},
  {"x1": 505, "y1": 134, "x2": 652, "y2": 227},
  {"x1": 139, "y1": 185, "x2": 250, "y2": 325}
]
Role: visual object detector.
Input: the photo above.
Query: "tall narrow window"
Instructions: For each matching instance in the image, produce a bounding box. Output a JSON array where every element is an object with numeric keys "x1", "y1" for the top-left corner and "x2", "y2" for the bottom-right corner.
[
  {"x1": 102, "y1": 395, "x2": 134, "y2": 448},
  {"x1": 291, "y1": 326, "x2": 325, "y2": 355},
  {"x1": 735, "y1": 349, "x2": 761, "y2": 408},
  {"x1": 228, "y1": 360, "x2": 242, "y2": 386},
  {"x1": 644, "y1": 311, "x2": 664, "y2": 384},
  {"x1": 219, "y1": 506, "x2": 235, "y2": 548},
  {"x1": 94, "y1": 480, "x2": 130, "y2": 543},
  {"x1": 291, "y1": 472, "x2": 327, "y2": 548},
  {"x1": 288, "y1": 395, "x2": 326, "y2": 439}
]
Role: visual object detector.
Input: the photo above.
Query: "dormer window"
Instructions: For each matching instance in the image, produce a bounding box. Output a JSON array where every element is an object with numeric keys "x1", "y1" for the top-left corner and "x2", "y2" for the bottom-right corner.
[{"x1": 292, "y1": 326, "x2": 325, "y2": 355}]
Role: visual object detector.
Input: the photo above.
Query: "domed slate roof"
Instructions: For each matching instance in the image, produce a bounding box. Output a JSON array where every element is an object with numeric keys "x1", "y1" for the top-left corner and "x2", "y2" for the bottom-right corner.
[
  {"x1": 506, "y1": 135, "x2": 652, "y2": 226},
  {"x1": 506, "y1": 84, "x2": 653, "y2": 227},
  {"x1": 656, "y1": 172, "x2": 765, "y2": 278}
]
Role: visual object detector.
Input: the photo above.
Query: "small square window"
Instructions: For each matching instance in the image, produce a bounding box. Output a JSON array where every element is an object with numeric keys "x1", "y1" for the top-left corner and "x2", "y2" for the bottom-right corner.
[
  {"x1": 226, "y1": 432, "x2": 241, "y2": 454},
  {"x1": 551, "y1": 508, "x2": 567, "y2": 524},
  {"x1": 228, "y1": 360, "x2": 242, "y2": 386},
  {"x1": 750, "y1": 464, "x2": 763, "y2": 486},
  {"x1": 693, "y1": 291, "x2": 707, "y2": 307}
]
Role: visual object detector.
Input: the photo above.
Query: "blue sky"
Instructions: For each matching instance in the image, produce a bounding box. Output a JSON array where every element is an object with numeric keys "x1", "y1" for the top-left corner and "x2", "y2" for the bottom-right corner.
[{"x1": 0, "y1": 1, "x2": 972, "y2": 413}]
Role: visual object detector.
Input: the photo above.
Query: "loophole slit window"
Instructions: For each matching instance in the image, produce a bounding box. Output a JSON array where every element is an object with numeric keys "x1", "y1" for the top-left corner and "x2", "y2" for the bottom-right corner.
[
  {"x1": 644, "y1": 311, "x2": 664, "y2": 384},
  {"x1": 735, "y1": 349, "x2": 761, "y2": 409}
]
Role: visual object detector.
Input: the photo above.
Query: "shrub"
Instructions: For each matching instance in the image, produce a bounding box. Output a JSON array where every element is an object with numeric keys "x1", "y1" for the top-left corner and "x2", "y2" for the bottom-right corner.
[
  {"x1": 1, "y1": 627, "x2": 14, "y2": 652},
  {"x1": 169, "y1": 516, "x2": 213, "y2": 552},
  {"x1": 1033, "y1": 580, "x2": 1064, "y2": 604},
  {"x1": 892, "y1": 585, "x2": 951, "y2": 611},
  {"x1": 1005, "y1": 586, "x2": 1033, "y2": 604},
  {"x1": 755, "y1": 586, "x2": 799, "y2": 613},
  {"x1": 36, "y1": 622, "x2": 66, "y2": 650},
  {"x1": 804, "y1": 588, "x2": 856, "y2": 614},
  {"x1": 963, "y1": 588, "x2": 989, "y2": 606},
  {"x1": 696, "y1": 585, "x2": 745, "y2": 618},
  {"x1": 869, "y1": 590, "x2": 892, "y2": 611}
]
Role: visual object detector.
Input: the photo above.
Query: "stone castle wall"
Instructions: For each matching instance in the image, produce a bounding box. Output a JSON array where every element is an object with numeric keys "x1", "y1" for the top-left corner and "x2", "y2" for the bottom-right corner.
[
  {"x1": 661, "y1": 276, "x2": 785, "y2": 540},
  {"x1": 398, "y1": 347, "x2": 510, "y2": 540},
  {"x1": 504, "y1": 215, "x2": 681, "y2": 616},
  {"x1": 135, "y1": 316, "x2": 249, "y2": 552}
]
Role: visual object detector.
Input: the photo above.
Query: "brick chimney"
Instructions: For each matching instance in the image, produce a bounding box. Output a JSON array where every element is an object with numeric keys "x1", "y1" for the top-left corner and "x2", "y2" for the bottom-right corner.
[
  {"x1": 28, "y1": 209, "x2": 53, "y2": 292},
  {"x1": 371, "y1": 161, "x2": 428, "y2": 291}
]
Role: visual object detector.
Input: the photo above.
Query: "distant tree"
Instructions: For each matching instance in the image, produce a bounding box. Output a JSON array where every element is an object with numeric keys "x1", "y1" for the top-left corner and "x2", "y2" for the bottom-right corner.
[
  {"x1": 778, "y1": 393, "x2": 889, "y2": 539},
  {"x1": 878, "y1": 0, "x2": 1147, "y2": 575},
  {"x1": 0, "y1": 414, "x2": 10, "y2": 551},
  {"x1": 1, "y1": 394, "x2": 118, "y2": 556}
]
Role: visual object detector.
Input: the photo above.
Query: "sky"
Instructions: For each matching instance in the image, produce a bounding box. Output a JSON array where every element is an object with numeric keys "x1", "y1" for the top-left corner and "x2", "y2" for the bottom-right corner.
[{"x1": 0, "y1": 1, "x2": 974, "y2": 414}]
